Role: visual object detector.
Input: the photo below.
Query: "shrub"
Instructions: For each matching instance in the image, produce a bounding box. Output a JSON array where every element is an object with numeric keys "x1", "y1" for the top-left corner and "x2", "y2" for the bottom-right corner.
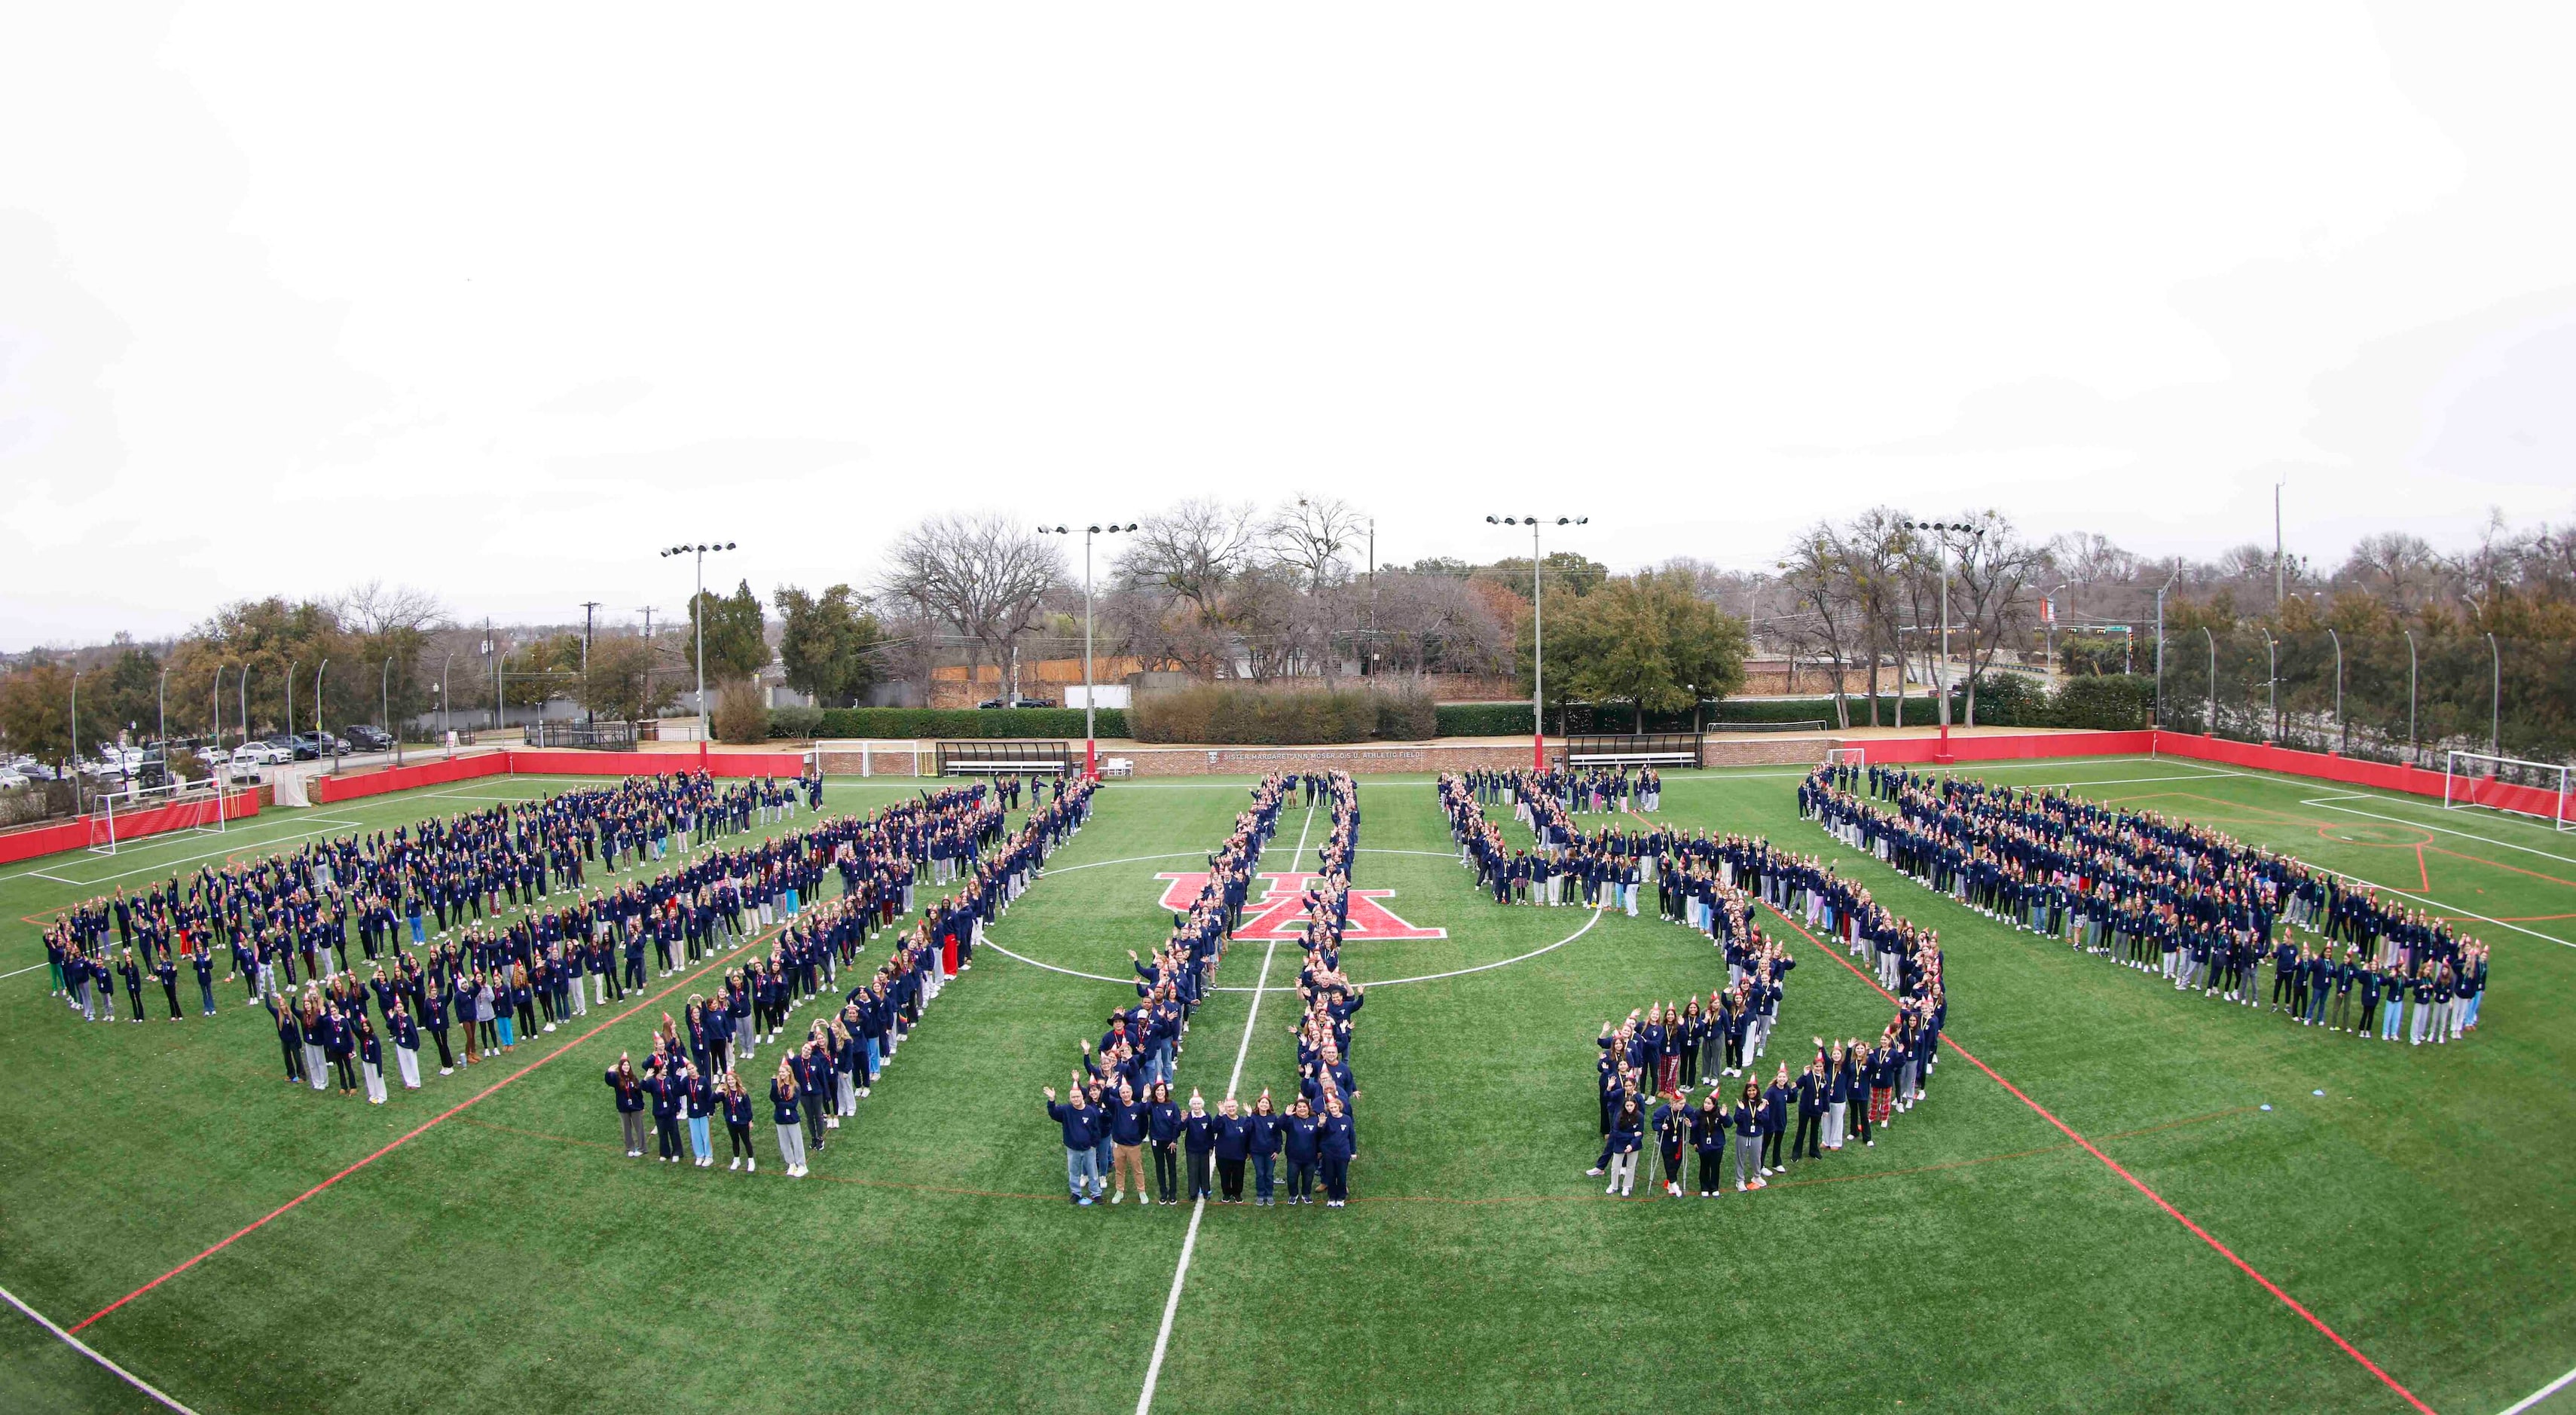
[
  {"x1": 711, "y1": 679, "x2": 771, "y2": 744},
  {"x1": 768, "y1": 706, "x2": 824, "y2": 739},
  {"x1": 1435, "y1": 702, "x2": 1533, "y2": 737},
  {"x1": 1129, "y1": 681, "x2": 1429, "y2": 744},
  {"x1": 2047, "y1": 674, "x2": 2156, "y2": 730},
  {"x1": 1372, "y1": 680, "x2": 1438, "y2": 741},
  {"x1": 768, "y1": 707, "x2": 1129, "y2": 740}
]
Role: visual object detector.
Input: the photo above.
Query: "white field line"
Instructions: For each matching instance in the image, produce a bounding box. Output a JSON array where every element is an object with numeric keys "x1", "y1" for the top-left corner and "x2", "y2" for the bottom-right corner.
[
  {"x1": 2299, "y1": 795, "x2": 2576, "y2": 870},
  {"x1": 2499, "y1": 1361, "x2": 2576, "y2": 1415},
  {"x1": 2, "y1": 817, "x2": 369, "y2": 888},
  {"x1": 1134, "y1": 802, "x2": 1312, "y2": 1415},
  {"x1": 0, "y1": 1280, "x2": 197, "y2": 1414}
]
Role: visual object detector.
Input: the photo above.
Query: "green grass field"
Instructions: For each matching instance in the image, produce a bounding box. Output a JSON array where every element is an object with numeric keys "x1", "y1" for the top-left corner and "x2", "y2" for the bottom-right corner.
[{"x1": 2, "y1": 756, "x2": 2571, "y2": 1413}]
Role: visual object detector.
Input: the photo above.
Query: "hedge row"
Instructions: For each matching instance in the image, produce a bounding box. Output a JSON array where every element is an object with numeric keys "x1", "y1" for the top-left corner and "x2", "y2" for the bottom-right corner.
[
  {"x1": 1129, "y1": 682, "x2": 1438, "y2": 744},
  {"x1": 767, "y1": 706, "x2": 1129, "y2": 741},
  {"x1": 1434, "y1": 703, "x2": 1533, "y2": 737}
]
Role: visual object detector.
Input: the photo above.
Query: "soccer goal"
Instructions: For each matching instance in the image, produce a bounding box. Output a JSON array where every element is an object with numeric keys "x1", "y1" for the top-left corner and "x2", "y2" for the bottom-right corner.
[
  {"x1": 1826, "y1": 746, "x2": 1866, "y2": 769},
  {"x1": 2443, "y1": 750, "x2": 2575, "y2": 831},
  {"x1": 810, "y1": 739, "x2": 927, "y2": 778},
  {"x1": 87, "y1": 781, "x2": 234, "y2": 856}
]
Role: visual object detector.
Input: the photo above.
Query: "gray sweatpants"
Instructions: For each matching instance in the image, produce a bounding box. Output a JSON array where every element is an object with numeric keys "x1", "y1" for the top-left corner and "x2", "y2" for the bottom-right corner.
[
  {"x1": 620, "y1": 1110, "x2": 649, "y2": 1154},
  {"x1": 1734, "y1": 1133, "x2": 1765, "y2": 1187}
]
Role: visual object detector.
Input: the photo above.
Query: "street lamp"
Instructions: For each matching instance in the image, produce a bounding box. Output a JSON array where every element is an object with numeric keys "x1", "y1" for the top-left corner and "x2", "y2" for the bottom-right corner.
[
  {"x1": 2263, "y1": 630, "x2": 2277, "y2": 742},
  {"x1": 438, "y1": 652, "x2": 454, "y2": 755},
  {"x1": 2043, "y1": 579, "x2": 2072, "y2": 678},
  {"x1": 2325, "y1": 628, "x2": 2344, "y2": 754},
  {"x1": 316, "y1": 659, "x2": 332, "y2": 772},
  {"x1": 661, "y1": 541, "x2": 737, "y2": 759},
  {"x1": 1899, "y1": 520, "x2": 1985, "y2": 762},
  {"x1": 212, "y1": 665, "x2": 225, "y2": 751},
  {"x1": 1037, "y1": 521, "x2": 1137, "y2": 778},
  {"x1": 2403, "y1": 628, "x2": 2419, "y2": 764},
  {"x1": 2150, "y1": 567, "x2": 2182, "y2": 729},
  {"x1": 2202, "y1": 626, "x2": 2216, "y2": 737},
  {"x1": 383, "y1": 657, "x2": 400, "y2": 766},
  {"x1": 286, "y1": 660, "x2": 298, "y2": 748},
  {"x1": 1486, "y1": 515, "x2": 1588, "y2": 771}
]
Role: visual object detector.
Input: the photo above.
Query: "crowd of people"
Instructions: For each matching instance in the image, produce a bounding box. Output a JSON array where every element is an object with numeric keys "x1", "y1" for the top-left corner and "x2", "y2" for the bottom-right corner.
[
  {"x1": 1041, "y1": 771, "x2": 1367, "y2": 1210},
  {"x1": 614, "y1": 773, "x2": 1097, "y2": 1178},
  {"x1": 1803, "y1": 762, "x2": 2488, "y2": 1045},
  {"x1": 1441, "y1": 767, "x2": 1949, "y2": 1195}
]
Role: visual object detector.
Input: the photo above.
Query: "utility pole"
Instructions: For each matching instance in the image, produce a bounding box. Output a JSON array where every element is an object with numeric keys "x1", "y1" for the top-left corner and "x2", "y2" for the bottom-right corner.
[{"x1": 2274, "y1": 478, "x2": 2286, "y2": 613}]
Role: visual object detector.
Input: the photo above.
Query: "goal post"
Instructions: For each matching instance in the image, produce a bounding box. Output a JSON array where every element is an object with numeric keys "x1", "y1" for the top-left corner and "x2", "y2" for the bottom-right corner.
[
  {"x1": 810, "y1": 739, "x2": 927, "y2": 778},
  {"x1": 86, "y1": 781, "x2": 232, "y2": 856},
  {"x1": 1826, "y1": 746, "x2": 1866, "y2": 769},
  {"x1": 2443, "y1": 750, "x2": 2574, "y2": 831}
]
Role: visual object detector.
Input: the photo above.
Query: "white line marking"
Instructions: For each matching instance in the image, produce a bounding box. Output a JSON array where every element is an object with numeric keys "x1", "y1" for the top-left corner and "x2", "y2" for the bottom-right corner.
[
  {"x1": 1134, "y1": 802, "x2": 1312, "y2": 1415},
  {"x1": 0, "y1": 1280, "x2": 197, "y2": 1414},
  {"x1": 2501, "y1": 1361, "x2": 2576, "y2": 1415},
  {"x1": 1353, "y1": 904, "x2": 1605, "y2": 987},
  {"x1": 1, "y1": 961, "x2": 50, "y2": 980},
  {"x1": 2299, "y1": 796, "x2": 2576, "y2": 869},
  {"x1": 2, "y1": 818, "x2": 370, "y2": 888}
]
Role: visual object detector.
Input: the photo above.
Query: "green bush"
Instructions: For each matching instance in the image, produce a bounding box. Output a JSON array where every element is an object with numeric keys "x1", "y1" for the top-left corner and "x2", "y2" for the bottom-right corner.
[
  {"x1": 1373, "y1": 681, "x2": 1438, "y2": 740},
  {"x1": 1436, "y1": 702, "x2": 1533, "y2": 737},
  {"x1": 712, "y1": 680, "x2": 771, "y2": 744},
  {"x1": 767, "y1": 707, "x2": 1129, "y2": 740},
  {"x1": 2046, "y1": 674, "x2": 2156, "y2": 730}
]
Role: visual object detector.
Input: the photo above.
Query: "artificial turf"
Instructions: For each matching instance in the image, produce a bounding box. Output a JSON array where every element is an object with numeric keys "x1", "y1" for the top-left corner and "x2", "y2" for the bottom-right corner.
[{"x1": 1, "y1": 757, "x2": 2569, "y2": 1413}]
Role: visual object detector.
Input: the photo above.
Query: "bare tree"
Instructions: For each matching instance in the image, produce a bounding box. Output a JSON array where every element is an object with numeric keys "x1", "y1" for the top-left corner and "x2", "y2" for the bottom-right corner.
[
  {"x1": 1267, "y1": 494, "x2": 1366, "y2": 593},
  {"x1": 879, "y1": 512, "x2": 1068, "y2": 695},
  {"x1": 2339, "y1": 531, "x2": 2444, "y2": 613},
  {"x1": 1777, "y1": 525, "x2": 1859, "y2": 728},
  {"x1": 1117, "y1": 499, "x2": 1261, "y2": 676},
  {"x1": 1946, "y1": 510, "x2": 2052, "y2": 724},
  {"x1": 335, "y1": 581, "x2": 451, "y2": 636}
]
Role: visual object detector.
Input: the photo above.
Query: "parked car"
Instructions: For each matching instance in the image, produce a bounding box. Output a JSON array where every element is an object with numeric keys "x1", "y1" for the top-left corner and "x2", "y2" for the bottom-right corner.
[
  {"x1": 11, "y1": 759, "x2": 58, "y2": 781},
  {"x1": 264, "y1": 734, "x2": 316, "y2": 760},
  {"x1": 0, "y1": 769, "x2": 28, "y2": 790},
  {"x1": 977, "y1": 697, "x2": 1053, "y2": 709},
  {"x1": 295, "y1": 731, "x2": 350, "y2": 756},
  {"x1": 234, "y1": 741, "x2": 292, "y2": 767},
  {"x1": 343, "y1": 725, "x2": 393, "y2": 751}
]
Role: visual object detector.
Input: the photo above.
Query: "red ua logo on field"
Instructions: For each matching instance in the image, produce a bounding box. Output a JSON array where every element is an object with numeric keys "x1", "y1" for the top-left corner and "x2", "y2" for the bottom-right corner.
[{"x1": 1153, "y1": 871, "x2": 1447, "y2": 942}]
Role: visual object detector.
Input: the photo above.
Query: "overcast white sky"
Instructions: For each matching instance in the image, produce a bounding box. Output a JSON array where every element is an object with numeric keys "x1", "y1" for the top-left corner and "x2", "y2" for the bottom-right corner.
[{"x1": 5, "y1": 3, "x2": 2573, "y2": 649}]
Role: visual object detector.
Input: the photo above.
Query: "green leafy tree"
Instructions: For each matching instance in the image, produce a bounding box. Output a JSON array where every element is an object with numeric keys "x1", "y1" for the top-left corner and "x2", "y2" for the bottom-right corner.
[
  {"x1": 774, "y1": 584, "x2": 884, "y2": 708},
  {"x1": 578, "y1": 634, "x2": 673, "y2": 722},
  {"x1": 690, "y1": 579, "x2": 770, "y2": 684},
  {"x1": 0, "y1": 662, "x2": 75, "y2": 760},
  {"x1": 1535, "y1": 569, "x2": 1749, "y2": 730}
]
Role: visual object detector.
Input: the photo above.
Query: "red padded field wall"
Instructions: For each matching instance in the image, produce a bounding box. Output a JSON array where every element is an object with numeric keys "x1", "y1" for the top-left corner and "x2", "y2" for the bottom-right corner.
[
  {"x1": 2148, "y1": 733, "x2": 2566, "y2": 818},
  {"x1": 0, "y1": 789, "x2": 264, "y2": 865},
  {"x1": 310, "y1": 753, "x2": 509, "y2": 805},
  {"x1": 1858, "y1": 731, "x2": 2157, "y2": 766}
]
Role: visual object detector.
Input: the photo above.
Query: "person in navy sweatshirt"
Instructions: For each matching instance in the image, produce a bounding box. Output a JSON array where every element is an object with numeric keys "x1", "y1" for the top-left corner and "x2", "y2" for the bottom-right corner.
[
  {"x1": 772, "y1": 1059, "x2": 808, "y2": 1177},
  {"x1": 1318, "y1": 1094, "x2": 1356, "y2": 1208},
  {"x1": 1106, "y1": 1082, "x2": 1150, "y2": 1206},
  {"x1": 721, "y1": 1070, "x2": 758, "y2": 1172},
  {"x1": 643, "y1": 1059, "x2": 686, "y2": 1163},
  {"x1": 684, "y1": 1062, "x2": 717, "y2": 1168},
  {"x1": 1212, "y1": 1098, "x2": 1253, "y2": 1204},
  {"x1": 1690, "y1": 1095, "x2": 1731, "y2": 1196},
  {"x1": 1603, "y1": 1095, "x2": 1645, "y2": 1196},
  {"x1": 1246, "y1": 1092, "x2": 1283, "y2": 1207},
  {"x1": 1147, "y1": 1081, "x2": 1184, "y2": 1206},
  {"x1": 1281, "y1": 1097, "x2": 1322, "y2": 1206},
  {"x1": 1729, "y1": 1081, "x2": 1766, "y2": 1192},
  {"x1": 1182, "y1": 1092, "x2": 1218, "y2": 1202},
  {"x1": 1043, "y1": 1084, "x2": 1102, "y2": 1205}
]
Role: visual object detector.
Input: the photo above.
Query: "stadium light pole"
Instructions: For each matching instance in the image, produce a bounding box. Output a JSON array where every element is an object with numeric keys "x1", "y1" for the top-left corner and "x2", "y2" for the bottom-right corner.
[
  {"x1": 316, "y1": 659, "x2": 332, "y2": 772},
  {"x1": 68, "y1": 671, "x2": 78, "y2": 781},
  {"x1": 1037, "y1": 521, "x2": 1136, "y2": 778},
  {"x1": 2262, "y1": 631, "x2": 2276, "y2": 742},
  {"x1": 286, "y1": 661, "x2": 297, "y2": 747},
  {"x1": 2202, "y1": 627, "x2": 2215, "y2": 737},
  {"x1": 1487, "y1": 515, "x2": 1587, "y2": 772},
  {"x1": 2326, "y1": 628, "x2": 2343, "y2": 754},
  {"x1": 2150, "y1": 567, "x2": 2182, "y2": 729},
  {"x1": 438, "y1": 652, "x2": 453, "y2": 756},
  {"x1": 239, "y1": 667, "x2": 250, "y2": 747},
  {"x1": 212, "y1": 665, "x2": 225, "y2": 751},
  {"x1": 662, "y1": 541, "x2": 736, "y2": 761},
  {"x1": 2487, "y1": 630, "x2": 2501, "y2": 757},
  {"x1": 383, "y1": 658, "x2": 399, "y2": 767},
  {"x1": 157, "y1": 667, "x2": 167, "y2": 752},
  {"x1": 2403, "y1": 628, "x2": 2419, "y2": 763},
  {"x1": 2043, "y1": 579, "x2": 2072, "y2": 677},
  {"x1": 1899, "y1": 520, "x2": 1984, "y2": 763}
]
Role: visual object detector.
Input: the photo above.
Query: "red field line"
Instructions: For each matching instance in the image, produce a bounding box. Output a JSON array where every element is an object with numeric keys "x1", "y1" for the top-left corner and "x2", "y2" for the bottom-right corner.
[
  {"x1": 456, "y1": 1117, "x2": 1061, "y2": 1203},
  {"x1": 67, "y1": 921, "x2": 802, "y2": 1334},
  {"x1": 1752, "y1": 892, "x2": 2434, "y2": 1414}
]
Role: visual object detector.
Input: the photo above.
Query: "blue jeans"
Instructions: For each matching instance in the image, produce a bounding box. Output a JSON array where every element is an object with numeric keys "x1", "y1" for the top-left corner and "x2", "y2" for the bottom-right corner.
[
  {"x1": 689, "y1": 1115, "x2": 712, "y2": 1160},
  {"x1": 1092, "y1": 1138, "x2": 1116, "y2": 1191},
  {"x1": 1251, "y1": 1154, "x2": 1275, "y2": 1200},
  {"x1": 1065, "y1": 1146, "x2": 1101, "y2": 1198}
]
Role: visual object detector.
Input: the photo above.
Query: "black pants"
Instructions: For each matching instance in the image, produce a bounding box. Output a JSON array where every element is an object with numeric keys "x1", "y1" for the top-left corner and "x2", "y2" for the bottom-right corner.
[
  {"x1": 163, "y1": 983, "x2": 182, "y2": 1019},
  {"x1": 727, "y1": 1121, "x2": 754, "y2": 1157},
  {"x1": 1762, "y1": 1125, "x2": 1784, "y2": 1168},
  {"x1": 655, "y1": 1114, "x2": 682, "y2": 1159},
  {"x1": 332, "y1": 1052, "x2": 358, "y2": 1091},
  {"x1": 1793, "y1": 1111, "x2": 1821, "y2": 1160},
  {"x1": 280, "y1": 1034, "x2": 304, "y2": 1080},
  {"x1": 1187, "y1": 1149, "x2": 1213, "y2": 1200},
  {"x1": 1698, "y1": 1148, "x2": 1726, "y2": 1193},
  {"x1": 1288, "y1": 1160, "x2": 1315, "y2": 1201},
  {"x1": 1152, "y1": 1142, "x2": 1178, "y2": 1202},
  {"x1": 1217, "y1": 1157, "x2": 1245, "y2": 1201},
  {"x1": 1320, "y1": 1154, "x2": 1350, "y2": 1202},
  {"x1": 802, "y1": 1093, "x2": 827, "y2": 1150},
  {"x1": 429, "y1": 1028, "x2": 454, "y2": 1068}
]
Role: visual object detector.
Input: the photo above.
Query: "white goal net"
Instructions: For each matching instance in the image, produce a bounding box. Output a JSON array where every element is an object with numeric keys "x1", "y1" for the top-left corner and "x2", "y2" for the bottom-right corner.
[
  {"x1": 87, "y1": 782, "x2": 233, "y2": 855},
  {"x1": 2443, "y1": 750, "x2": 2574, "y2": 831},
  {"x1": 809, "y1": 740, "x2": 927, "y2": 778},
  {"x1": 1825, "y1": 746, "x2": 1866, "y2": 769}
]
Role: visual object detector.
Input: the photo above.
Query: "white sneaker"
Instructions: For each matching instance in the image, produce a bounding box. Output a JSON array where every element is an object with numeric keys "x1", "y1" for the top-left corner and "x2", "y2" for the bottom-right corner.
[
  {"x1": 747, "y1": 1159, "x2": 756, "y2": 1172},
  {"x1": 1606, "y1": 1182, "x2": 1618, "y2": 1194},
  {"x1": 1586, "y1": 1166, "x2": 1603, "y2": 1177},
  {"x1": 1111, "y1": 1191, "x2": 1124, "y2": 1204},
  {"x1": 729, "y1": 1158, "x2": 741, "y2": 1171}
]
